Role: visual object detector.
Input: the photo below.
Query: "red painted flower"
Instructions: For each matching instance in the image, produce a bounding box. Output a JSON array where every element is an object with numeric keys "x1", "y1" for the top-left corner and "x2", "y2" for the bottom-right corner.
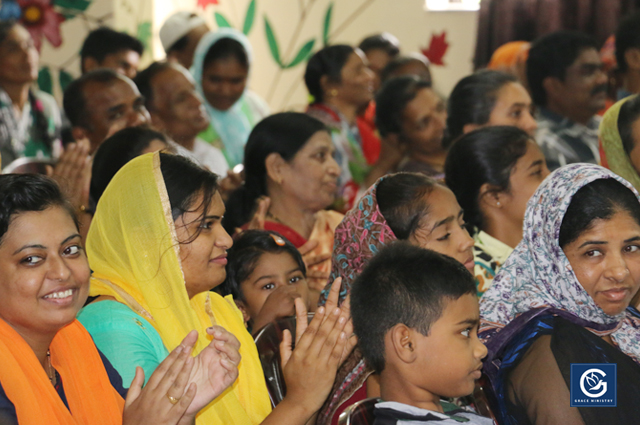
[
  {"x1": 17, "y1": 0, "x2": 65, "y2": 51},
  {"x1": 197, "y1": 0, "x2": 219, "y2": 9}
]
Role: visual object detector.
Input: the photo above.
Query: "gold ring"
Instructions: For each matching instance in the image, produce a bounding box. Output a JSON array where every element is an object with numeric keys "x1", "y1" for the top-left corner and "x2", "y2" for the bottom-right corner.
[{"x1": 166, "y1": 394, "x2": 180, "y2": 405}]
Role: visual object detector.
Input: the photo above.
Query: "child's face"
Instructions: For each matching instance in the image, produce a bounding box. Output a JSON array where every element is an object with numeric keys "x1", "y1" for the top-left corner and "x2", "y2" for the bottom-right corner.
[
  {"x1": 409, "y1": 186, "x2": 476, "y2": 274},
  {"x1": 413, "y1": 293, "x2": 488, "y2": 398},
  {"x1": 239, "y1": 252, "x2": 310, "y2": 321}
]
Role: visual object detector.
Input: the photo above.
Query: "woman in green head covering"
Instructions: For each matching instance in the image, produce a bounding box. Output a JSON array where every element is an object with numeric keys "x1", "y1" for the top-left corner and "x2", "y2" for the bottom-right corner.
[
  {"x1": 191, "y1": 28, "x2": 270, "y2": 168},
  {"x1": 600, "y1": 95, "x2": 640, "y2": 191}
]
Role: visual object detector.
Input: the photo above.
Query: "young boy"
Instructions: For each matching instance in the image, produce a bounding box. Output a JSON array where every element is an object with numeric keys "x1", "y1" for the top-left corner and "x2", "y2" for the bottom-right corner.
[{"x1": 351, "y1": 243, "x2": 491, "y2": 424}]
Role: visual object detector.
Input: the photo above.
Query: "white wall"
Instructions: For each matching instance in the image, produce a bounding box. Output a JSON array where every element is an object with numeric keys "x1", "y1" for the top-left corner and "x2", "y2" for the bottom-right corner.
[
  {"x1": 152, "y1": 0, "x2": 478, "y2": 111},
  {"x1": 33, "y1": 0, "x2": 478, "y2": 108}
]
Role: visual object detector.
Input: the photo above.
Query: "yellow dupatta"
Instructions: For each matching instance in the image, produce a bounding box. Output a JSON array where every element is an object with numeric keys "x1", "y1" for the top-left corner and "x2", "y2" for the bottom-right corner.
[
  {"x1": 86, "y1": 153, "x2": 271, "y2": 424},
  {"x1": 600, "y1": 95, "x2": 640, "y2": 192}
]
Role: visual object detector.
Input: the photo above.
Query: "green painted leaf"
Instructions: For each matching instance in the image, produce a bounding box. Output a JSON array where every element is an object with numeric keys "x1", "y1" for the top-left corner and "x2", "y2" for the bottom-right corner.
[
  {"x1": 323, "y1": 3, "x2": 333, "y2": 46},
  {"x1": 59, "y1": 70, "x2": 74, "y2": 92},
  {"x1": 136, "y1": 21, "x2": 152, "y2": 50},
  {"x1": 286, "y1": 39, "x2": 315, "y2": 68},
  {"x1": 61, "y1": 11, "x2": 79, "y2": 20},
  {"x1": 243, "y1": 0, "x2": 256, "y2": 35},
  {"x1": 215, "y1": 12, "x2": 232, "y2": 29},
  {"x1": 53, "y1": 0, "x2": 91, "y2": 12},
  {"x1": 264, "y1": 16, "x2": 283, "y2": 68},
  {"x1": 38, "y1": 67, "x2": 53, "y2": 95}
]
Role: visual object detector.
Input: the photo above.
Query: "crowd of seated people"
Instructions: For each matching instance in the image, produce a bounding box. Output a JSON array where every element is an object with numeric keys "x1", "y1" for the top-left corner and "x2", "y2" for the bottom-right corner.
[{"x1": 4, "y1": 6, "x2": 640, "y2": 425}]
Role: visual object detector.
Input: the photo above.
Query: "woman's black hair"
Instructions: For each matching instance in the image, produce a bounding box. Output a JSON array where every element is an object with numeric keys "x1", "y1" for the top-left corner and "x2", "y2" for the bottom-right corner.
[
  {"x1": 203, "y1": 38, "x2": 248, "y2": 70},
  {"x1": 304, "y1": 45, "x2": 355, "y2": 103},
  {"x1": 617, "y1": 95, "x2": 640, "y2": 156},
  {"x1": 445, "y1": 126, "x2": 532, "y2": 231},
  {"x1": 159, "y1": 153, "x2": 219, "y2": 242},
  {"x1": 375, "y1": 75, "x2": 432, "y2": 138},
  {"x1": 376, "y1": 172, "x2": 437, "y2": 240},
  {"x1": 0, "y1": 174, "x2": 78, "y2": 244},
  {"x1": 223, "y1": 112, "x2": 328, "y2": 233},
  {"x1": 216, "y1": 229, "x2": 306, "y2": 301},
  {"x1": 0, "y1": 21, "x2": 55, "y2": 154},
  {"x1": 380, "y1": 55, "x2": 431, "y2": 84},
  {"x1": 91, "y1": 127, "x2": 169, "y2": 203},
  {"x1": 559, "y1": 178, "x2": 640, "y2": 248},
  {"x1": 444, "y1": 70, "x2": 517, "y2": 148}
]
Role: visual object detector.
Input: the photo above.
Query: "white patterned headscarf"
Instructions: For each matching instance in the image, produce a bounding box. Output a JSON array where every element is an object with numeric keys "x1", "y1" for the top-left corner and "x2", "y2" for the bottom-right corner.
[{"x1": 480, "y1": 163, "x2": 640, "y2": 363}]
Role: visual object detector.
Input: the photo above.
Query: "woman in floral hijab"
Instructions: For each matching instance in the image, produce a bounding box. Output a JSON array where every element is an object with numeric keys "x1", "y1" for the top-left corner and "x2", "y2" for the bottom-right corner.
[{"x1": 479, "y1": 163, "x2": 640, "y2": 424}]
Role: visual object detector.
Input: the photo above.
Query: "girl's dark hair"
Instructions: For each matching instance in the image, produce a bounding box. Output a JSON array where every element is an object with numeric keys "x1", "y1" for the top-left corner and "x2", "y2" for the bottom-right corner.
[
  {"x1": 376, "y1": 172, "x2": 437, "y2": 240},
  {"x1": 223, "y1": 113, "x2": 328, "y2": 233},
  {"x1": 91, "y1": 127, "x2": 169, "y2": 203},
  {"x1": 304, "y1": 45, "x2": 355, "y2": 103},
  {"x1": 445, "y1": 126, "x2": 531, "y2": 231},
  {"x1": 159, "y1": 153, "x2": 219, "y2": 242},
  {"x1": 0, "y1": 174, "x2": 78, "y2": 244},
  {"x1": 559, "y1": 178, "x2": 640, "y2": 248},
  {"x1": 216, "y1": 229, "x2": 306, "y2": 301},
  {"x1": 203, "y1": 38, "x2": 248, "y2": 70},
  {"x1": 444, "y1": 70, "x2": 517, "y2": 148},
  {"x1": 0, "y1": 21, "x2": 55, "y2": 154},
  {"x1": 617, "y1": 95, "x2": 640, "y2": 156}
]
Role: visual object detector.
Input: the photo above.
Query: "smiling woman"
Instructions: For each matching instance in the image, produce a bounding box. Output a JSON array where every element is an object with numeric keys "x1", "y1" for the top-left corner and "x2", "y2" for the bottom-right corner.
[
  {"x1": 78, "y1": 151, "x2": 355, "y2": 425},
  {"x1": 479, "y1": 164, "x2": 640, "y2": 425},
  {"x1": 190, "y1": 28, "x2": 270, "y2": 169},
  {"x1": 0, "y1": 174, "x2": 240, "y2": 425}
]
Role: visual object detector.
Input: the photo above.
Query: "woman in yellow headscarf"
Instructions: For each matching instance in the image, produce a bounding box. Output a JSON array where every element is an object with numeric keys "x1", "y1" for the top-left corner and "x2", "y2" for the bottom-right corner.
[
  {"x1": 600, "y1": 95, "x2": 640, "y2": 192},
  {"x1": 79, "y1": 152, "x2": 353, "y2": 425}
]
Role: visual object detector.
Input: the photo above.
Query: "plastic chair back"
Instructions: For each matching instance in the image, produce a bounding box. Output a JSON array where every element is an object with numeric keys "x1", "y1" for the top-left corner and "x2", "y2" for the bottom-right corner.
[
  {"x1": 338, "y1": 397, "x2": 381, "y2": 425},
  {"x1": 253, "y1": 313, "x2": 314, "y2": 407},
  {"x1": 2, "y1": 157, "x2": 53, "y2": 174}
]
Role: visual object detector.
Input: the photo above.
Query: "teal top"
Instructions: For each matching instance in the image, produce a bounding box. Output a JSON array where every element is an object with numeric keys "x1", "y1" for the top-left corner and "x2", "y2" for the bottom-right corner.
[{"x1": 77, "y1": 300, "x2": 169, "y2": 387}]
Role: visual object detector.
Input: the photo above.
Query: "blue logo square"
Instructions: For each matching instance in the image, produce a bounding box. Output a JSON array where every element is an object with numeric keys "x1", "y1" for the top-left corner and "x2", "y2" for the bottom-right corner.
[{"x1": 570, "y1": 363, "x2": 617, "y2": 407}]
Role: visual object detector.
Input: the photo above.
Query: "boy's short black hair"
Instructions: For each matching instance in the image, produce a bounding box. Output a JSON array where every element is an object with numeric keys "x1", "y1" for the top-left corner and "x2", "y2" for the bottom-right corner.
[
  {"x1": 351, "y1": 243, "x2": 476, "y2": 374},
  {"x1": 217, "y1": 230, "x2": 306, "y2": 301},
  {"x1": 80, "y1": 27, "x2": 144, "y2": 73}
]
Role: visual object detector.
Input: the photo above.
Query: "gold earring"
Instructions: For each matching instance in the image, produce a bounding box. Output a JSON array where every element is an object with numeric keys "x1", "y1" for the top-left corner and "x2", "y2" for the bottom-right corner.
[{"x1": 330, "y1": 89, "x2": 338, "y2": 97}]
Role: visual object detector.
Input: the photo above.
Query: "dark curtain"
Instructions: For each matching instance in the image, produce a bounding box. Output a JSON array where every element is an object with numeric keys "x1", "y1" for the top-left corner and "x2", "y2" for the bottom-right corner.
[{"x1": 474, "y1": 0, "x2": 640, "y2": 69}]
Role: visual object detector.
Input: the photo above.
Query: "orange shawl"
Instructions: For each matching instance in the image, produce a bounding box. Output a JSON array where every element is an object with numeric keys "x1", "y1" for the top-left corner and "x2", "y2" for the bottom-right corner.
[{"x1": 0, "y1": 319, "x2": 125, "y2": 424}]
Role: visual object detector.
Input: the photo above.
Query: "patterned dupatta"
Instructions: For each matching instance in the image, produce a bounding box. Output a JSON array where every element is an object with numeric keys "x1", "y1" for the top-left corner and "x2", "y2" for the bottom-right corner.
[{"x1": 479, "y1": 163, "x2": 640, "y2": 364}]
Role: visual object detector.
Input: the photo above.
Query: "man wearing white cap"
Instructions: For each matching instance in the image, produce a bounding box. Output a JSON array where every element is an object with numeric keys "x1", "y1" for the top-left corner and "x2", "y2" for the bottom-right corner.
[{"x1": 160, "y1": 11, "x2": 210, "y2": 70}]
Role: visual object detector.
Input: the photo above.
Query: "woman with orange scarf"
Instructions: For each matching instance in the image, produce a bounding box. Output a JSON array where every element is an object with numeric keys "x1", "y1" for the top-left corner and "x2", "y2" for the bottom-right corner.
[{"x1": 0, "y1": 173, "x2": 240, "y2": 425}]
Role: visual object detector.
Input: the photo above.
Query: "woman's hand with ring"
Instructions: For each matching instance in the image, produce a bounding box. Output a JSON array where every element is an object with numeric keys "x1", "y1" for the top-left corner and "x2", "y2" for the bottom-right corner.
[{"x1": 123, "y1": 344, "x2": 196, "y2": 425}]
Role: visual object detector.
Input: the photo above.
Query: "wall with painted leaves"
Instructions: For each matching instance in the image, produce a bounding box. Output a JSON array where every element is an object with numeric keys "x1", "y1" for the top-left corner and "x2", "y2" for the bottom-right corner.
[
  {"x1": 1, "y1": 0, "x2": 477, "y2": 109},
  {"x1": 157, "y1": 0, "x2": 478, "y2": 111}
]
